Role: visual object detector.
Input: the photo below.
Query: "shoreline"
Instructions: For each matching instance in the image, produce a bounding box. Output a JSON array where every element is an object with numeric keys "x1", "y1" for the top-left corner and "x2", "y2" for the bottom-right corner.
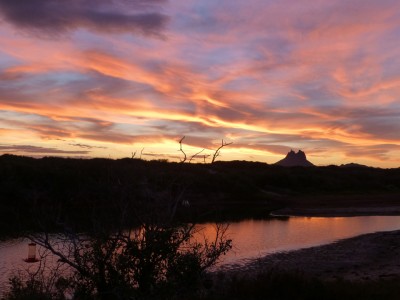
[
  {"x1": 270, "y1": 206, "x2": 400, "y2": 217},
  {"x1": 225, "y1": 229, "x2": 400, "y2": 282}
]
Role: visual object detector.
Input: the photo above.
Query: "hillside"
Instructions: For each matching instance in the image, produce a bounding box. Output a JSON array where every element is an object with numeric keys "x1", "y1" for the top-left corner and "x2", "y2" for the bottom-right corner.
[{"x1": 1, "y1": 154, "x2": 400, "y2": 237}]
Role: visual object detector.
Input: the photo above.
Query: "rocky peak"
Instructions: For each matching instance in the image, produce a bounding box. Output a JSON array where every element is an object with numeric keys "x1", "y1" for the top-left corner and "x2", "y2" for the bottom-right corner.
[
  {"x1": 275, "y1": 150, "x2": 314, "y2": 167},
  {"x1": 296, "y1": 150, "x2": 306, "y2": 160}
]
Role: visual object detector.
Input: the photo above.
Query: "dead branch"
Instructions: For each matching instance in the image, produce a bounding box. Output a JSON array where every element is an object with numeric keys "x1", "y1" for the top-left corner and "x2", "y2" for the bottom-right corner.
[
  {"x1": 211, "y1": 139, "x2": 232, "y2": 163},
  {"x1": 189, "y1": 148, "x2": 205, "y2": 163},
  {"x1": 178, "y1": 136, "x2": 187, "y2": 163},
  {"x1": 203, "y1": 154, "x2": 210, "y2": 163}
]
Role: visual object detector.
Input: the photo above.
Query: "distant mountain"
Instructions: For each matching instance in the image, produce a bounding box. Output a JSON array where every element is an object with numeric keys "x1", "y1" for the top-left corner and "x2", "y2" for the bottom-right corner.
[{"x1": 275, "y1": 150, "x2": 314, "y2": 167}]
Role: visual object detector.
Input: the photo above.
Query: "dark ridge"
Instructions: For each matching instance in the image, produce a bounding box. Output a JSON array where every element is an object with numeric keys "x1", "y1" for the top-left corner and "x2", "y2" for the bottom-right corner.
[
  {"x1": 1, "y1": 154, "x2": 400, "y2": 238},
  {"x1": 340, "y1": 163, "x2": 369, "y2": 168}
]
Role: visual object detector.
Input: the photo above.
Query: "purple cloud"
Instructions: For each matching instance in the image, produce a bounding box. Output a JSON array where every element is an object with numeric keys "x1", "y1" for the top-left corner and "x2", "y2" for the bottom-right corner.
[
  {"x1": 0, "y1": 0, "x2": 169, "y2": 36},
  {"x1": 0, "y1": 144, "x2": 89, "y2": 155}
]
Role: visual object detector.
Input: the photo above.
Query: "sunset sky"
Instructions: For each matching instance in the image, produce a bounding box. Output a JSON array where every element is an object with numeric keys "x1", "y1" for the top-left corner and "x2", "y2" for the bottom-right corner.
[{"x1": 0, "y1": 0, "x2": 399, "y2": 167}]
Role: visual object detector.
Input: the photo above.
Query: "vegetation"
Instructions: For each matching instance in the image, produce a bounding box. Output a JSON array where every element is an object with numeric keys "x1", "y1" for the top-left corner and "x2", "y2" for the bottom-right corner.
[
  {"x1": 196, "y1": 271, "x2": 400, "y2": 300},
  {"x1": 1, "y1": 153, "x2": 400, "y2": 298},
  {"x1": 5, "y1": 269, "x2": 400, "y2": 300},
  {"x1": 7, "y1": 223, "x2": 231, "y2": 299},
  {"x1": 1, "y1": 154, "x2": 400, "y2": 238},
  {"x1": 1, "y1": 152, "x2": 232, "y2": 299}
]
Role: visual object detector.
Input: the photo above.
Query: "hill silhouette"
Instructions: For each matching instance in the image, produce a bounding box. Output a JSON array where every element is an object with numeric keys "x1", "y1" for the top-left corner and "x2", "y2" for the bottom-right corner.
[
  {"x1": 275, "y1": 150, "x2": 314, "y2": 167},
  {"x1": 340, "y1": 163, "x2": 368, "y2": 168},
  {"x1": 1, "y1": 154, "x2": 400, "y2": 238}
]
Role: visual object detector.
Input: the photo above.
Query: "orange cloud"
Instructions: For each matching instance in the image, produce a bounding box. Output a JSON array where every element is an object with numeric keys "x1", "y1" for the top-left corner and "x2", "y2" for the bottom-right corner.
[{"x1": 1, "y1": 1, "x2": 400, "y2": 167}]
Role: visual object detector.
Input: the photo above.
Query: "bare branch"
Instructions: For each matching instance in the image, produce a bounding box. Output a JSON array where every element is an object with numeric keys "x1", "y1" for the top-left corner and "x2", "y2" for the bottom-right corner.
[
  {"x1": 211, "y1": 139, "x2": 232, "y2": 163},
  {"x1": 178, "y1": 136, "x2": 187, "y2": 163},
  {"x1": 188, "y1": 148, "x2": 205, "y2": 163},
  {"x1": 28, "y1": 233, "x2": 90, "y2": 278}
]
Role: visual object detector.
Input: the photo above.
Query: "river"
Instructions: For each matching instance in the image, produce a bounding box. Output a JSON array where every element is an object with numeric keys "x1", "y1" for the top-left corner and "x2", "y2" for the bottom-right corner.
[{"x1": 1, "y1": 215, "x2": 400, "y2": 292}]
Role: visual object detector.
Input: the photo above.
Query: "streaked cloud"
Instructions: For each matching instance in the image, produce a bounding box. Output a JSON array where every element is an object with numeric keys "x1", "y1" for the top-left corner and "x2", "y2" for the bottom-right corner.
[
  {"x1": 0, "y1": 144, "x2": 89, "y2": 155},
  {"x1": 0, "y1": 0, "x2": 399, "y2": 167},
  {"x1": 69, "y1": 143, "x2": 106, "y2": 150},
  {"x1": 0, "y1": 0, "x2": 168, "y2": 37}
]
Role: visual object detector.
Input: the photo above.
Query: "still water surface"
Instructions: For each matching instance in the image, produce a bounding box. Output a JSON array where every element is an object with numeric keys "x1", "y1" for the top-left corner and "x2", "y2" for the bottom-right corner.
[
  {"x1": 211, "y1": 215, "x2": 400, "y2": 266},
  {"x1": 1, "y1": 215, "x2": 400, "y2": 289}
]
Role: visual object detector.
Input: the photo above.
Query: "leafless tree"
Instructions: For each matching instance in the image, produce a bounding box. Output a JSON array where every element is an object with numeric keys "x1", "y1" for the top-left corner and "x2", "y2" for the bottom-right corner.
[
  {"x1": 179, "y1": 136, "x2": 206, "y2": 164},
  {"x1": 189, "y1": 148, "x2": 205, "y2": 163},
  {"x1": 139, "y1": 147, "x2": 144, "y2": 160},
  {"x1": 211, "y1": 139, "x2": 232, "y2": 163},
  {"x1": 179, "y1": 137, "x2": 231, "y2": 164},
  {"x1": 178, "y1": 136, "x2": 187, "y2": 163}
]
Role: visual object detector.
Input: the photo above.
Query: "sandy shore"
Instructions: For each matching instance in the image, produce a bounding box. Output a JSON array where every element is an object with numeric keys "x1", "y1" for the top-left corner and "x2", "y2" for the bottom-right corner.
[{"x1": 226, "y1": 229, "x2": 400, "y2": 282}]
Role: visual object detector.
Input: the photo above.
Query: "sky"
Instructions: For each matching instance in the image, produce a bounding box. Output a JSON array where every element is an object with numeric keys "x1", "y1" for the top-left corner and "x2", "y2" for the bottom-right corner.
[{"x1": 0, "y1": 0, "x2": 399, "y2": 167}]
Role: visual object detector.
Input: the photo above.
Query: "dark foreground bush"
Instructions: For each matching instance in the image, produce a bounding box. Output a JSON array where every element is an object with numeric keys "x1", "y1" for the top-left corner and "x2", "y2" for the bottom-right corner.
[
  {"x1": 3, "y1": 277, "x2": 62, "y2": 300},
  {"x1": 195, "y1": 271, "x2": 400, "y2": 300},
  {"x1": 5, "y1": 270, "x2": 400, "y2": 300}
]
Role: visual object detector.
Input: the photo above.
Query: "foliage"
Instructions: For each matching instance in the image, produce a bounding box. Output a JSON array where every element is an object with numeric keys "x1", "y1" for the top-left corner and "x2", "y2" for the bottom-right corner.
[
  {"x1": 5, "y1": 223, "x2": 230, "y2": 300},
  {"x1": 4, "y1": 276, "x2": 56, "y2": 300},
  {"x1": 2, "y1": 153, "x2": 400, "y2": 298},
  {"x1": 3, "y1": 261, "x2": 69, "y2": 300},
  {"x1": 1, "y1": 154, "x2": 400, "y2": 238},
  {"x1": 24, "y1": 223, "x2": 231, "y2": 299},
  {"x1": 2, "y1": 155, "x2": 232, "y2": 299}
]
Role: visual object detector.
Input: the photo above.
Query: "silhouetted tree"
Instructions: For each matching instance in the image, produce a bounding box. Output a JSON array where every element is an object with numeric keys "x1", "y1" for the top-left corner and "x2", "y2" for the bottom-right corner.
[{"x1": 211, "y1": 139, "x2": 232, "y2": 163}]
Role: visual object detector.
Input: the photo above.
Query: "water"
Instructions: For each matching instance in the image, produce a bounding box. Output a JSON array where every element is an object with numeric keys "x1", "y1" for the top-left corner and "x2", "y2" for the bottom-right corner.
[
  {"x1": 197, "y1": 215, "x2": 400, "y2": 266},
  {"x1": 1, "y1": 216, "x2": 400, "y2": 291}
]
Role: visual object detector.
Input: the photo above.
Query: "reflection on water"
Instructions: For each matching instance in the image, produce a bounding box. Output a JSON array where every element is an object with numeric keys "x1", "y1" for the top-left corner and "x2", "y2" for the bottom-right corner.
[
  {"x1": 1, "y1": 216, "x2": 400, "y2": 290},
  {"x1": 0, "y1": 238, "x2": 31, "y2": 293},
  {"x1": 198, "y1": 215, "x2": 400, "y2": 267}
]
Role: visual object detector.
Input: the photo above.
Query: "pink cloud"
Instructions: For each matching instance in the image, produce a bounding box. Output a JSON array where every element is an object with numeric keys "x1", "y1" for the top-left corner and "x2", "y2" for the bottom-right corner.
[{"x1": 0, "y1": 0, "x2": 400, "y2": 166}]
